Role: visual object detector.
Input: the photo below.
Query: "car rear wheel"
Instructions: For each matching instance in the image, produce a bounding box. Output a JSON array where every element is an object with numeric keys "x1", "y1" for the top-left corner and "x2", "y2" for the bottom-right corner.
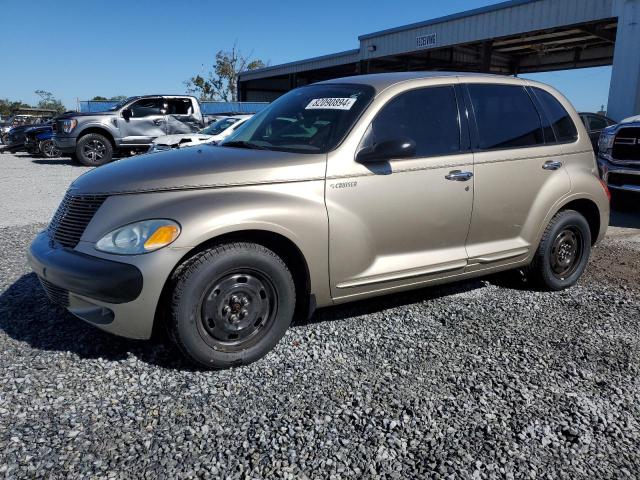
[
  {"x1": 168, "y1": 242, "x2": 296, "y2": 369},
  {"x1": 526, "y1": 209, "x2": 591, "y2": 290},
  {"x1": 75, "y1": 133, "x2": 113, "y2": 166},
  {"x1": 39, "y1": 139, "x2": 60, "y2": 158}
]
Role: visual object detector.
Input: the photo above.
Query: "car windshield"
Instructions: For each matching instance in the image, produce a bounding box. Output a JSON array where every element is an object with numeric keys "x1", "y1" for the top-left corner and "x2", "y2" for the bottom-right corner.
[
  {"x1": 220, "y1": 84, "x2": 375, "y2": 153},
  {"x1": 199, "y1": 117, "x2": 239, "y2": 135}
]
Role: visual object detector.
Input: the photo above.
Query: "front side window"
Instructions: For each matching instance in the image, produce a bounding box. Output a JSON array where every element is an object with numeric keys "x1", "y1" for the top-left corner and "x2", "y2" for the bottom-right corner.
[
  {"x1": 360, "y1": 86, "x2": 461, "y2": 158},
  {"x1": 129, "y1": 98, "x2": 164, "y2": 118},
  {"x1": 530, "y1": 87, "x2": 578, "y2": 143},
  {"x1": 221, "y1": 84, "x2": 374, "y2": 153},
  {"x1": 468, "y1": 84, "x2": 544, "y2": 150}
]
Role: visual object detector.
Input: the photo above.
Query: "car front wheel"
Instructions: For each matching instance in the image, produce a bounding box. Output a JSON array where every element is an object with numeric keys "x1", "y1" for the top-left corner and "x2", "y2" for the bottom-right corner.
[
  {"x1": 168, "y1": 242, "x2": 296, "y2": 369},
  {"x1": 75, "y1": 133, "x2": 113, "y2": 166},
  {"x1": 527, "y1": 209, "x2": 592, "y2": 290}
]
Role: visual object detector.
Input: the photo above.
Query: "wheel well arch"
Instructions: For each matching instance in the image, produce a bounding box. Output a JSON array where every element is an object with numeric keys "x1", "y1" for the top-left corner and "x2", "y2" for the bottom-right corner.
[
  {"x1": 77, "y1": 127, "x2": 116, "y2": 149},
  {"x1": 153, "y1": 229, "x2": 313, "y2": 337},
  {"x1": 558, "y1": 198, "x2": 601, "y2": 245}
]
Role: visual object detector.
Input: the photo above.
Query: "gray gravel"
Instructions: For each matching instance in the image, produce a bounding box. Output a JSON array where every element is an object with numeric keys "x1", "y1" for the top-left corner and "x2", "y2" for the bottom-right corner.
[
  {"x1": 0, "y1": 152, "x2": 92, "y2": 227},
  {"x1": 1, "y1": 152, "x2": 639, "y2": 478}
]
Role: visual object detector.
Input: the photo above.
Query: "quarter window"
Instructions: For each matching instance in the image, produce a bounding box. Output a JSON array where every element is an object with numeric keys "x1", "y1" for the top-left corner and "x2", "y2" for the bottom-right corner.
[
  {"x1": 468, "y1": 84, "x2": 544, "y2": 150},
  {"x1": 531, "y1": 88, "x2": 578, "y2": 143},
  {"x1": 362, "y1": 86, "x2": 461, "y2": 158}
]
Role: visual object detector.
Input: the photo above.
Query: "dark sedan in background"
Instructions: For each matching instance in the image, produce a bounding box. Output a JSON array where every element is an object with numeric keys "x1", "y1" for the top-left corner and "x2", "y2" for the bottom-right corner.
[{"x1": 579, "y1": 112, "x2": 616, "y2": 151}]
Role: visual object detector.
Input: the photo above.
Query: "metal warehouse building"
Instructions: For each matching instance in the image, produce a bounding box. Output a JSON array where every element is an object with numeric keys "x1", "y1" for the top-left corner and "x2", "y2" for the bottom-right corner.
[{"x1": 238, "y1": 0, "x2": 640, "y2": 120}]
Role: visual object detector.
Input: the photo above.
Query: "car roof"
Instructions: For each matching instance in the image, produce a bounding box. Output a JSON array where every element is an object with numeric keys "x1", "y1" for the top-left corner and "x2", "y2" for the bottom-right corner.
[{"x1": 317, "y1": 71, "x2": 524, "y2": 91}]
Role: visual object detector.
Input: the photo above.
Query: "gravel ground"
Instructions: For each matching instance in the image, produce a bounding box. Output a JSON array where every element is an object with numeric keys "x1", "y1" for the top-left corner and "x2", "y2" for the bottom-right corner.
[{"x1": 1, "y1": 151, "x2": 639, "y2": 479}]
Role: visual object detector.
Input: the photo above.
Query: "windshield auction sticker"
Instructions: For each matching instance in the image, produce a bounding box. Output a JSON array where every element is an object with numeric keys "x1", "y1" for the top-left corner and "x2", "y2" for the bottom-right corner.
[{"x1": 306, "y1": 98, "x2": 357, "y2": 110}]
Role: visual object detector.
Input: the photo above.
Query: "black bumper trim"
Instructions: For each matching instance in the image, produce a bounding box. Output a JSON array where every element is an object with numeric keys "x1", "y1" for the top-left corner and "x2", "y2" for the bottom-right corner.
[{"x1": 28, "y1": 232, "x2": 143, "y2": 304}]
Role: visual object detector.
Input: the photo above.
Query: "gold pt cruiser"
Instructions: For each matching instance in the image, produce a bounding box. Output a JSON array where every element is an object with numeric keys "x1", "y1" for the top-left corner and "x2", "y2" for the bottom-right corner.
[{"x1": 29, "y1": 72, "x2": 610, "y2": 369}]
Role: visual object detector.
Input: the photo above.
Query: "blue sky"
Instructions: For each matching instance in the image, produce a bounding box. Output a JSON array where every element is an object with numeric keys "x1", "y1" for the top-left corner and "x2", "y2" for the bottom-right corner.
[{"x1": 0, "y1": 0, "x2": 612, "y2": 112}]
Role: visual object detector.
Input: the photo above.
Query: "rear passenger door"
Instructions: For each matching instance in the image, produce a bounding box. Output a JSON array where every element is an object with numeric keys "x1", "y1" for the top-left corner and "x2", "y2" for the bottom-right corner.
[
  {"x1": 463, "y1": 83, "x2": 572, "y2": 271},
  {"x1": 164, "y1": 97, "x2": 202, "y2": 135}
]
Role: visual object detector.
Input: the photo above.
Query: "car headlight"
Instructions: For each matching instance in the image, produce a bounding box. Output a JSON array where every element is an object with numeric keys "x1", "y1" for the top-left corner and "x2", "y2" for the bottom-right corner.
[
  {"x1": 598, "y1": 131, "x2": 615, "y2": 152},
  {"x1": 62, "y1": 119, "x2": 77, "y2": 133},
  {"x1": 95, "y1": 219, "x2": 180, "y2": 255}
]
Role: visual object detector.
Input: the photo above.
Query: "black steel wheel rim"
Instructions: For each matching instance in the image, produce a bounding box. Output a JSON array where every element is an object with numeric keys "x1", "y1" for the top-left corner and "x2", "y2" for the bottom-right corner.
[
  {"x1": 83, "y1": 139, "x2": 106, "y2": 161},
  {"x1": 198, "y1": 269, "x2": 277, "y2": 349},
  {"x1": 550, "y1": 227, "x2": 583, "y2": 280}
]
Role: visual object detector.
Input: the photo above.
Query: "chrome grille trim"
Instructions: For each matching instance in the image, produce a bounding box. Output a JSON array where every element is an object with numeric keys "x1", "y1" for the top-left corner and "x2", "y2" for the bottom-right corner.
[{"x1": 48, "y1": 192, "x2": 108, "y2": 248}]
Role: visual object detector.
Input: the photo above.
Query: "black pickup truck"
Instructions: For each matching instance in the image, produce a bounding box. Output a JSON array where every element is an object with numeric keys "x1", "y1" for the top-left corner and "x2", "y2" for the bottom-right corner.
[
  {"x1": 53, "y1": 95, "x2": 204, "y2": 166},
  {"x1": 597, "y1": 115, "x2": 640, "y2": 197}
]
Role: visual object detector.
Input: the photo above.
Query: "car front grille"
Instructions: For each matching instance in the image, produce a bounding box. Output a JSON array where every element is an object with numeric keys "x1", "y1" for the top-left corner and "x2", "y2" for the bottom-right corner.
[
  {"x1": 48, "y1": 192, "x2": 108, "y2": 248},
  {"x1": 39, "y1": 277, "x2": 70, "y2": 307}
]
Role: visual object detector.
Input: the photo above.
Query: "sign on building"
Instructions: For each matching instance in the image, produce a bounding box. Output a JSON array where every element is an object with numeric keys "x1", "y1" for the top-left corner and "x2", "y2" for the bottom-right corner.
[{"x1": 416, "y1": 33, "x2": 437, "y2": 49}]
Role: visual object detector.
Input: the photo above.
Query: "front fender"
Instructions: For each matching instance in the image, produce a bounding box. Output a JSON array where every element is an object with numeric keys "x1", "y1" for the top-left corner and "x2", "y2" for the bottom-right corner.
[{"x1": 80, "y1": 181, "x2": 332, "y2": 305}]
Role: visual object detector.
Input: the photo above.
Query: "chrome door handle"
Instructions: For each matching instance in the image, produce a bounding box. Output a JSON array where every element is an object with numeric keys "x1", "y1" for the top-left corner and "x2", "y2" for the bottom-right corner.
[
  {"x1": 542, "y1": 160, "x2": 563, "y2": 170},
  {"x1": 153, "y1": 119, "x2": 163, "y2": 125},
  {"x1": 445, "y1": 170, "x2": 473, "y2": 181}
]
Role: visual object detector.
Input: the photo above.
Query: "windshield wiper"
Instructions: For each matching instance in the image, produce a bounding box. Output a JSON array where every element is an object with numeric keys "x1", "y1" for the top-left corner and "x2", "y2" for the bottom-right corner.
[{"x1": 222, "y1": 140, "x2": 271, "y2": 150}]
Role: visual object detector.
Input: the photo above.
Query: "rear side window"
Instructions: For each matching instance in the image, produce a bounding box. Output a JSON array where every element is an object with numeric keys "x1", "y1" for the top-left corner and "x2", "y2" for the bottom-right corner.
[
  {"x1": 468, "y1": 84, "x2": 544, "y2": 150},
  {"x1": 166, "y1": 98, "x2": 194, "y2": 115},
  {"x1": 531, "y1": 88, "x2": 578, "y2": 143},
  {"x1": 364, "y1": 86, "x2": 461, "y2": 157}
]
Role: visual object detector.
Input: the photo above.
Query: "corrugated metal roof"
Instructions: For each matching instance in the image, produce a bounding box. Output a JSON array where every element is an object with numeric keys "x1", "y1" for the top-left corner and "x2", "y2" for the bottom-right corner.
[
  {"x1": 239, "y1": 0, "x2": 616, "y2": 81},
  {"x1": 358, "y1": 0, "x2": 539, "y2": 40},
  {"x1": 238, "y1": 49, "x2": 360, "y2": 81}
]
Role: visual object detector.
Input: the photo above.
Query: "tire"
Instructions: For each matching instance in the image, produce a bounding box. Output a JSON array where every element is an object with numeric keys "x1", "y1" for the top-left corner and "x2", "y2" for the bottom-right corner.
[
  {"x1": 526, "y1": 209, "x2": 591, "y2": 291},
  {"x1": 39, "y1": 139, "x2": 61, "y2": 158},
  {"x1": 169, "y1": 242, "x2": 296, "y2": 369},
  {"x1": 75, "y1": 133, "x2": 113, "y2": 166}
]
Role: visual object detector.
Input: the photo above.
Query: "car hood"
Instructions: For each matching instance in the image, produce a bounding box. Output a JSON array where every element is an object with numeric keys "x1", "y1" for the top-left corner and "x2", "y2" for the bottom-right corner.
[
  {"x1": 153, "y1": 134, "x2": 212, "y2": 146},
  {"x1": 70, "y1": 145, "x2": 326, "y2": 195}
]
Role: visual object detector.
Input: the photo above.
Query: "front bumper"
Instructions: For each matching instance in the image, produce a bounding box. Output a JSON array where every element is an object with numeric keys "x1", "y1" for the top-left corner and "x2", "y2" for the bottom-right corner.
[
  {"x1": 28, "y1": 231, "x2": 154, "y2": 339},
  {"x1": 29, "y1": 232, "x2": 143, "y2": 304},
  {"x1": 597, "y1": 156, "x2": 640, "y2": 193},
  {"x1": 52, "y1": 135, "x2": 77, "y2": 154}
]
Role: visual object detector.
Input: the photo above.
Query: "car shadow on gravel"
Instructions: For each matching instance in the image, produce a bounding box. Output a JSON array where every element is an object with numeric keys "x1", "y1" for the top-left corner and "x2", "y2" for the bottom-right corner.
[
  {"x1": 295, "y1": 279, "x2": 487, "y2": 327},
  {"x1": 31, "y1": 158, "x2": 76, "y2": 166},
  {"x1": 1, "y1": 273, "x2": 490, "y2": 370},
  {"x1": 0, "y1": 273, "x2": 193, "y2": 370}
]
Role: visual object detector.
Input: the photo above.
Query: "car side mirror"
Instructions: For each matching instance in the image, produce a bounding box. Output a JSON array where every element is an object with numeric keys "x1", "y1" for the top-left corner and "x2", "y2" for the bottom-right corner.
[
  {"x1": 356, "y1": 137, "x2": 416, "y2": 163},
  {"x1": 122, "y1": 108, "x2": 132, "y2": 120}
]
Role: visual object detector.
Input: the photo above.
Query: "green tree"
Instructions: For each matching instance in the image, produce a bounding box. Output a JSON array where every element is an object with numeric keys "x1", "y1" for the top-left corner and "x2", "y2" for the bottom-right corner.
[
  {"x1": 109, "y1": 95, "x2": 128, "y2": 102},
  {"x1": 185, "y1": 44, "x2": 266, "y2": 102},
  {"x1": 0, "y1": 99, "x2": 32, "y2": 117},
  {"x1": 91, "y1": 96, "x2": 109, "y2": 101},
  {"x1": 34, "y1": 90, "x2": 66, "y2": 113}
]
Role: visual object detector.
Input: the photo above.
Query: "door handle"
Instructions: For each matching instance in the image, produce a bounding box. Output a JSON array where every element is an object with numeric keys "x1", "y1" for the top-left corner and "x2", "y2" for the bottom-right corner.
[
  {"x1": 542, "y1": 160, "x2": 563, "y2": 171},
  {"x1": 153, "y1": 119, "x2": 164, "y2": 126},
  {"x1": 445, "y1": 170, "x2": 473, "y2": 181}
]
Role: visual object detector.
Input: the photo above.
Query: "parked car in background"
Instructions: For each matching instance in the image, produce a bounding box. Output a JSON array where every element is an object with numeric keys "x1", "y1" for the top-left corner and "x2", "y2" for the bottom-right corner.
[
  {"x1": 3, "y1": 119, "x2": 55, "y2": 153},
  {"x1": 24, "y1": 125, "x2": 60, "y2": 158},
  {"x1": 53, "y1": 95, "x2": 204, "y2": 166},
  {"x1": 29, "y1": 73, "x2": 609, "y2": 369},
  {"x1": 0, "y1": 109, "x2": 57, "y2": 144},
  {"x1": 148, "y1": 115, "x2": 252, "y2": 152},
  {"x1": 598, "y1": 115, "x2": 640, "y2": 196},
  {"x1": 579, "y1": 112, "x2": 616, "y2": 151}
]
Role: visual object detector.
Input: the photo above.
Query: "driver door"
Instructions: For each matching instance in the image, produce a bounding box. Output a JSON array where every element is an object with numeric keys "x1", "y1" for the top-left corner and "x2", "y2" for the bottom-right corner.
[
  {"x1": 120, "y1": 97, "x2": 167, "y2": 145},
  {"x1": 326, "y1": 84, "x2": 474, "y2": 300}
]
